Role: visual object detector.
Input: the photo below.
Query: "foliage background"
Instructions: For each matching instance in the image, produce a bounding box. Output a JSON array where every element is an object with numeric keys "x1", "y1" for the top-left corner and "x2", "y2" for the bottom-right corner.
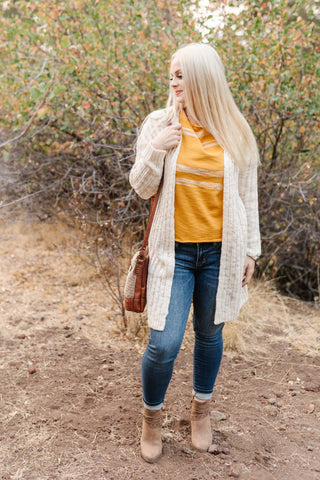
[{"x1": 1, "y1": 0, "x2": 319, "y2": 304}]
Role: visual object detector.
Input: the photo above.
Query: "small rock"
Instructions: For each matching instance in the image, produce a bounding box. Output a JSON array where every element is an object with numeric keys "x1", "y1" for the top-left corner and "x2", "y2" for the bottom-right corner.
[
  {"x1": 279, "y1": 425, "x2": 287, "y2": 431},
  {"x1": 306, "y1": 404, "x2": 315, "y2": 414},
  {"x1": 229, "y1": 468, "x2": 240, "y2": 478},
  {"x1": 233, "y1": 356, "x2": 242, "y2": 363},
  {"x1": 263, "y1": 405, "x2": 278, "y2": 417},
  {"x1": 259, "y1": 393, "x2": 268, "y2": 399},
  {"x1": 307, "y1": 445, "x2": 313, "y2": 451},
  {"x1": 17, "y1": 334, "x2": 26, "y2": 339},
  {"x1": 268, "y1": 398, "x2": 277, "y2": 405},
  {"x1": 208, "y1": 444, "x2": 221, "y2": 455},
  {"x1": 28, "y1": 366, "x2": 36, "y2": 375},
  {"x1": 211, "y1": 410, "x2": 227, "y2": 421},
  {"x1": 290, "y1": 390, "x2": 299, "y2": 396},
  {"x1": 221, "y1": 446, "x2": 230, "y2": 455},
  {"x1": 304, "y1": 382, "x2": 320, "y2": 393}
]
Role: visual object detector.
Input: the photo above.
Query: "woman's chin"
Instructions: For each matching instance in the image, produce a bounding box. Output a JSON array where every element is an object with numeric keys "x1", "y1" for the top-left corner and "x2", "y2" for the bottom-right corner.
[{"x1": 175, "y1": 98, "x2": 185, "y2": 107}]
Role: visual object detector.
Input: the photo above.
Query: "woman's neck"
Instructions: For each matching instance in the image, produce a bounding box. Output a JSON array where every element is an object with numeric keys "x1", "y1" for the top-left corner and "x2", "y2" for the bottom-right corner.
[{"x1": 184, "y1": 108, "x2": 201, "y2": 127}]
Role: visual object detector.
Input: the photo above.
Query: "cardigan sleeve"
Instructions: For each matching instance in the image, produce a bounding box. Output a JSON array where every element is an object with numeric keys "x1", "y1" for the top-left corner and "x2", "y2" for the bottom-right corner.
[
  {"x1": 238, "y1": 163, "x2": 261, "y2": 260},
  {"x1": 129, "y1": 115, "x2": 167, "y2": 200}
]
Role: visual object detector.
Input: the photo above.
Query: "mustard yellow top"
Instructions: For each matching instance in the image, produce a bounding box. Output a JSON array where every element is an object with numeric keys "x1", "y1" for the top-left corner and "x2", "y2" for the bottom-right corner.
[{"x1": 174, "y1": 111, "x2": 224, "y2": 242}]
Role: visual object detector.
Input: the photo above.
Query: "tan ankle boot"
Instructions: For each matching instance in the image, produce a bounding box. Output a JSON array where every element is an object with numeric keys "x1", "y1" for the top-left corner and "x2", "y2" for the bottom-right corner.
[
  {"x1": 190, "y1": 396, "x2": 212, "y2": 452},
  {"x1": 140, "y1": 407, "x2": 162, "y2": 463}
]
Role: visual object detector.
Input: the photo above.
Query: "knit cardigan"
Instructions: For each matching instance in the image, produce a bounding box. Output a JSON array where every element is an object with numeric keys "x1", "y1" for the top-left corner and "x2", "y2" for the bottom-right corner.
[{"x1": 129, "y1": 108, "x2": 261, "y2": 331}]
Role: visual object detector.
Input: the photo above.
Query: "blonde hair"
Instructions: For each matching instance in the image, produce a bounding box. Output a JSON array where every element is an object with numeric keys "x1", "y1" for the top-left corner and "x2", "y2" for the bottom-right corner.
[{"x1": 166, "y1": 43, "x2": 260, "y2": 168}]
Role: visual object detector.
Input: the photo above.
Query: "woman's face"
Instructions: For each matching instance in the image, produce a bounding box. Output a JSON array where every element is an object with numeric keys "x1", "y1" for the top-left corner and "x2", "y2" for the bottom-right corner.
[{"x1": 170, "y1": 58, "x2": 185, "y2": 107}]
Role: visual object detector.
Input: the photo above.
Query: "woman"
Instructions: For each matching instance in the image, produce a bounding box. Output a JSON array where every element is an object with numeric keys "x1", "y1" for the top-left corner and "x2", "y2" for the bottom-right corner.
[{"x1": 129, "y1": 43, "x2": 261, "y2": 463}]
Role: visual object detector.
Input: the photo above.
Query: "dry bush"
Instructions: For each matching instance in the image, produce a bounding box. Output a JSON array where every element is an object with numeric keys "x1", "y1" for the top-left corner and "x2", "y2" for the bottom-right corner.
[{"x1": 258, "y1": 166, "x2": 320, "y2": 301}]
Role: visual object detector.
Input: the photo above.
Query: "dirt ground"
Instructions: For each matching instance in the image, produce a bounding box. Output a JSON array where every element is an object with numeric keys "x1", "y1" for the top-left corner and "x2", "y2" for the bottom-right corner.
[{"x1": 0, "y1": 214, "x2": 319, "y2": 480}]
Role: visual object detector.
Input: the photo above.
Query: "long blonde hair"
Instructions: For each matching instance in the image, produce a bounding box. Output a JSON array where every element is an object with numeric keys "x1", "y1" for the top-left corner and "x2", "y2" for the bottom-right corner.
[{"x1": 166, "y1": 43, "x2": 260, "y2": 168}]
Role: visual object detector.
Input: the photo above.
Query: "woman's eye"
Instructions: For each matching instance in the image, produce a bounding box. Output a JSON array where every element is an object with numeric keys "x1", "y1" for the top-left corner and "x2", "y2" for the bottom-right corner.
[{"x1": 169, "y1": 75, "x2": 183, "y2": 81}]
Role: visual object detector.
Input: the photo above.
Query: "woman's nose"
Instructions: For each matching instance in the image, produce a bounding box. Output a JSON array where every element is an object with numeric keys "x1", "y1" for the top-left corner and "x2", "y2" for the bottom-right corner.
[{"x1": 172, "y1": 76, "x2": 178, "y2": 87}]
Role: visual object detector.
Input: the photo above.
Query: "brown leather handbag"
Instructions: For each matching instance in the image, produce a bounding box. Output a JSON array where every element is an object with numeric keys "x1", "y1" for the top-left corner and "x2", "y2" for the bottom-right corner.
[{"x1": 124, "y1": 177, "x2": 163, "y2": 313}]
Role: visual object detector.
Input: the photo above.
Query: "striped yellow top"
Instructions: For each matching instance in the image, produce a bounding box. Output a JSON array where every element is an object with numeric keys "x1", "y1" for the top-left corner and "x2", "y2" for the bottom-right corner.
[{"x1": 174, "y1": 111, "x2": 224, "y2": 242}]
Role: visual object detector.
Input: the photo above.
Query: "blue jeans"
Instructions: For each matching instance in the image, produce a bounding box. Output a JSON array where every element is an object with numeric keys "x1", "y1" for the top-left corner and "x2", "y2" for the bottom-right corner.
[{"x1": 142, "y1": 241, "x2": 224, "y2": 409}]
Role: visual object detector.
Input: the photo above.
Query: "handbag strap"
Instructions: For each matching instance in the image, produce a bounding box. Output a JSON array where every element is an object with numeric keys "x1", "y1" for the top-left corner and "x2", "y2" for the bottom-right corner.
[
  {"x1": 140, "y1": 174, "x2": 164, "y2": 252},
  {"x1": 139, "y1": 120, "x2": 170, "y2": 253}
]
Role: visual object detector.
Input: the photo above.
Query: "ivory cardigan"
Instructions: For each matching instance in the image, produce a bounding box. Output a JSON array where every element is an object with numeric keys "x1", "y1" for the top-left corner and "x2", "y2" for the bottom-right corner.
[{"x1": 129, "y1": 108, "x2": 261, "y2": 331}]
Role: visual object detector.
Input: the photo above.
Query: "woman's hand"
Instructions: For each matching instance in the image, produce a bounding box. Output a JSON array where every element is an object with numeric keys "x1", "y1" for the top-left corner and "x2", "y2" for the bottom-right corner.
[
  {"x1": 242, "y1": 256, "x2": 255, "y2": 287},
  {"x1": 151, "y1": 124, "x2": 182, "y2": 151}
]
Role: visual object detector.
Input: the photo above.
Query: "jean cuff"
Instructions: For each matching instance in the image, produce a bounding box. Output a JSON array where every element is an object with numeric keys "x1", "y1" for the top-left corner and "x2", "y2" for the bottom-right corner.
[
  {"x1": 192, "y1": 389, "x2": 213, "y2": 401},
  {"x1": 143, "y1": 401, "x2": 163, "y2": 411}
]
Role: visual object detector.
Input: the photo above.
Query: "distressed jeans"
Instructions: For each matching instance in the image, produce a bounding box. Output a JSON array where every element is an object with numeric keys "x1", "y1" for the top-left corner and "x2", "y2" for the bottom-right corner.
[{"x1": 142, "y1": 241, "x2": 224, "y2": 409}]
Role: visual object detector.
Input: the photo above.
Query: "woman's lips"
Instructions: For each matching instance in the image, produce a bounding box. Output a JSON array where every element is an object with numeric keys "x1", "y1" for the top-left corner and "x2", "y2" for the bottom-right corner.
[{"x1": 175, "y1": 90, "x2": 183, "y2": 95}]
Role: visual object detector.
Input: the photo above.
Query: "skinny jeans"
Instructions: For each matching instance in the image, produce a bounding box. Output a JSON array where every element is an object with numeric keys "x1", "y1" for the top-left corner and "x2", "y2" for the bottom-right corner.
[{"x1": 142, "y1": 241, "x2": 224, "y2": 409}]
